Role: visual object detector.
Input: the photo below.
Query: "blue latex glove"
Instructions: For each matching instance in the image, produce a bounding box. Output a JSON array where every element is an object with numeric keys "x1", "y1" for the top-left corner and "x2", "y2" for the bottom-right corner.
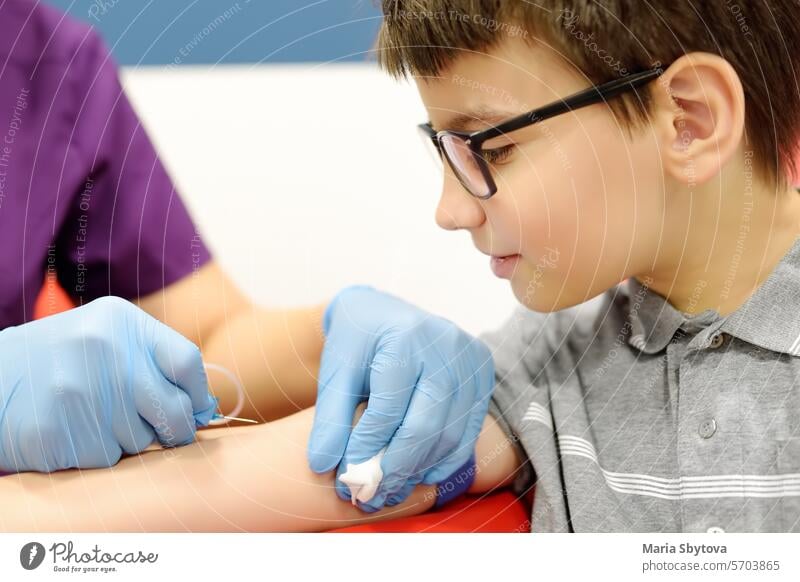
[
  {"x1": 0, "y1": 296, "x2": 218, "y2": 473},
  {"x1": 307, "y1": 285, "x2": 495, "y2": 512}
]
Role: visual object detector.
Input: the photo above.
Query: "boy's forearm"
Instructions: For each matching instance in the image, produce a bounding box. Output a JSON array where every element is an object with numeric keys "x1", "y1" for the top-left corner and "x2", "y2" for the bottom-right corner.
[{"x1": 0, "y1": 407, "x2": 437, "y2": 532}]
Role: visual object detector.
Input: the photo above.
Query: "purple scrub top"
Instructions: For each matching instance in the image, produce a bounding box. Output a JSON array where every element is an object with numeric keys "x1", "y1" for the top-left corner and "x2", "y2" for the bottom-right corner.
[{"x1": 0, "y1": 0, "x2": 212, "y2": 329}]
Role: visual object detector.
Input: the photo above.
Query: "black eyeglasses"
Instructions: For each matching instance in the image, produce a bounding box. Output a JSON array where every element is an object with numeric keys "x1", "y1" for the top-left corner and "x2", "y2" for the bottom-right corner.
[{"x1": 418, "y1": 65, "x2": 666, "y2": 199}]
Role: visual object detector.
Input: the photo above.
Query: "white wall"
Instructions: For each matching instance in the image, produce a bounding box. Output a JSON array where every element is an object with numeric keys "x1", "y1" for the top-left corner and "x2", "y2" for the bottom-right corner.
[{"x1": 120, "y1": 63, "x2": 520, "y2": 336}]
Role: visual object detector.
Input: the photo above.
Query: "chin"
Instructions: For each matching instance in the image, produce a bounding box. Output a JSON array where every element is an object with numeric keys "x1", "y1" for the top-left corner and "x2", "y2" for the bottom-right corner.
[
  {"x1": 510, "y1": 276, "x2": 557, "y2": 312},
  {"x1": 509, "y1": 272, "x2": 587, "y2": 313}
]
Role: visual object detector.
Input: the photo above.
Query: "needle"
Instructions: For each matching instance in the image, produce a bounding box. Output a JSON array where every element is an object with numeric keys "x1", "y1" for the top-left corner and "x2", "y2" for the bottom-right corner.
[{"x1": 212, "y1": 413, "x2": 259, "y2": 424}]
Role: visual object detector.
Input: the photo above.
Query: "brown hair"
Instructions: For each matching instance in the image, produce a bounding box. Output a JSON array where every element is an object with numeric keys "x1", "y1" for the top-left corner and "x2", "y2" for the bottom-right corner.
[{"x1": 376, "y1": 0, "x2": 800, "y2": 190}]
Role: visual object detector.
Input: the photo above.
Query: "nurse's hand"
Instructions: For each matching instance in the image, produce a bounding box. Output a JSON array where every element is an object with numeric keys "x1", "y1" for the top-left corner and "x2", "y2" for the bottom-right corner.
[
  {"x1": 307, "y1": 285, "x2": 495, "y2": 512},
  {"x1": 0, "y1": 296, "x2": 218, "y2": 473}
]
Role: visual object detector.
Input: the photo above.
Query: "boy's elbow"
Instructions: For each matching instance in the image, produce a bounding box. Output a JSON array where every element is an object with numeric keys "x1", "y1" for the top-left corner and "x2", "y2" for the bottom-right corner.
[{"x1": 468, "y1": 413, "x2": 525, "y2": 494}]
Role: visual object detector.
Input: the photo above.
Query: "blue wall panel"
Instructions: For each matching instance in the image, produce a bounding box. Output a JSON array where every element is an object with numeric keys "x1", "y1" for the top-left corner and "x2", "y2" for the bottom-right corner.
[{"x1": 45, "y1": 0, "x2": 383, "y2": 66}]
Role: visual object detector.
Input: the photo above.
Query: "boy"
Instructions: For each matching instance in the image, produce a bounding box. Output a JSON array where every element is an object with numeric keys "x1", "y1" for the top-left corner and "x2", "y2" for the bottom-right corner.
[
  {"x1": 4, "y1": 0, "x2": 799, "y2": 534},
  {"x1": 375, "y1": 0, "x2": 800, "y2": 532}
]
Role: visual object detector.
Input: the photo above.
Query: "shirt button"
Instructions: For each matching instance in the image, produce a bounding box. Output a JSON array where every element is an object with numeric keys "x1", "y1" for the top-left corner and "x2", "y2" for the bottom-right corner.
[
  {"x1": 699, "y1": 418, "x2": 717, "y2": 438},
  {"x1": 707, "y1": 526, "x2": 725, "y2": 533},
  {"x1": 708, "y1": 332, "x2": 726, "y2": 349}
]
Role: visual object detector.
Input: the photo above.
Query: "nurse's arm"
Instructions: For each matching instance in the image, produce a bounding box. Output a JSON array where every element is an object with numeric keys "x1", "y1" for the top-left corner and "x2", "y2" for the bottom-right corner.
[
  {"x1": 135, "y1": 260, "x2": 325, "y2": 422},
  {"x1": 0, "y1": 403, "x2": 523, "y2": 532}
]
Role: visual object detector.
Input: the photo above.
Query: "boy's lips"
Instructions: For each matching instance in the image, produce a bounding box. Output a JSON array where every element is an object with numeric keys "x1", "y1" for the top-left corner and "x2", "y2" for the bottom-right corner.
[
  {"x1": 473, "y1": 246, "x2": 522, "y2": 279},
  {"x1": 489, "y1": 254, "x2": 521, "y2": 279}
]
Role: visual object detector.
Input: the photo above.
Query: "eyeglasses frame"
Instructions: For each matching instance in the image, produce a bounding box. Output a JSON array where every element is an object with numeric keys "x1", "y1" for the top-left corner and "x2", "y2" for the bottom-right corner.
[{"x1": 418, "y1": 64, "x2": 667, "y2": 199}]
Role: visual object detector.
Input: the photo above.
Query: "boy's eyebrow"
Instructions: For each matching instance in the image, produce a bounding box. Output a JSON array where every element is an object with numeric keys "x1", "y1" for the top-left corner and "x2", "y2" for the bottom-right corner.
[{"x1": 431, "y1": 107, "x2": 517, "y2": 133}]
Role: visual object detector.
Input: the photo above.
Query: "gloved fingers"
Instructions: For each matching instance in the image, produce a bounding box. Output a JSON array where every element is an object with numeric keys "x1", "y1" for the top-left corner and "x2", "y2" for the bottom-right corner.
[
  {"x1": 321, "y1": 284, "x2": 375, "y2": 335},
  {"x1": 421, "y1": 342, "x2": 493, "y2": 484},
  {"x1": 417, "y1": 378, "x2": 475, "y2": 484},
  {"x1": 48, "y1": 376, "x2": 123, "y2": 470},
  {"x1": 13, "y1": 432, "x2": 70, "y2": 474},
  {"x1": 16, "y1": 400, "x2": 123, "y2": 472},
  {"x1": 64, "y1": 408, "x2": 124, "y2": 469},
  {"x1": 3, "y1": 412, "x2": 76, "y2": 473},
  {"x1": 422, "y1": 385, "x2": 492, "y2": 484},
  {"x1": 95, "y1": 373, "x2": 160, "y2": 455},
  {"x1": 146, "y1": 316, "x2": 216, "y2": 426},
  {"x1": 0, "y1": 379, "x2": 65, "y2": 472},
  {"x1": 420, "y1": 446, "x2": 474, "y2": 486},
  {"x1": 338, "y1": 347, "x2": 419, "y2": 467},
  {"x1": 352, "y1": 489, "x2": 389, "y2": 513},
  {"x1": 353, "y1": 474, "x2": 424, "y2": 511},
  {"x1": 385, "y1": 475, "x2": 423, "y2": 506},
  {"x1": 112, "y1": 399, "x2": 158, "y2": 455},
  {"x1": 307, "y1": 362, "x2": 364, "y2": 473},
  {"x1": 375, "y1": 377, "x2": 453, "y2": 500},
  {"x1": 133, "y1": 369, "x2": 196, "y2": 448}
]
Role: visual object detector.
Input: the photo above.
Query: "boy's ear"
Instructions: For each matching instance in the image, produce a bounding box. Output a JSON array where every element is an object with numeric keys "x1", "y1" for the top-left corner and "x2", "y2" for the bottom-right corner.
[{"x1": 650, "y1": 52, "x2": 746, "y2": 186}]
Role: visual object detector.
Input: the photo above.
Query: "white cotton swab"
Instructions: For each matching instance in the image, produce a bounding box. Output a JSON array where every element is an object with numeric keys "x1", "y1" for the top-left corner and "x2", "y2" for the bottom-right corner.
[{"x1": 339, "y1": 446, "x2": 388, "y2": 505}]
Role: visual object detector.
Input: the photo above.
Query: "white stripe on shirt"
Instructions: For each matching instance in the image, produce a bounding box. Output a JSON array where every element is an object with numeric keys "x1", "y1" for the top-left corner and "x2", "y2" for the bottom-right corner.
[{"x1": 554, "y1": 434, "x2": 800, "y2": 500}]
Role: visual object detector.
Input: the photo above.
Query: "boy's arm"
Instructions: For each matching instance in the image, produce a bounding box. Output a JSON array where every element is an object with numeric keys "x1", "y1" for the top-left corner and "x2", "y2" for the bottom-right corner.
[
  {"x1": 0, "y1": 404, "x2": 523, "y2": 532},
  {"x1": 470, "y1": 411, "x2": 526, "y2": 494}
]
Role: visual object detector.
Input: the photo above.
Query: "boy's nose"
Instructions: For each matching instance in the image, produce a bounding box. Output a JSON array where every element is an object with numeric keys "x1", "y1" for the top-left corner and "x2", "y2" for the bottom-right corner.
[{"x1": 434, "y1": 173, "x2": 486, "y2": 231}]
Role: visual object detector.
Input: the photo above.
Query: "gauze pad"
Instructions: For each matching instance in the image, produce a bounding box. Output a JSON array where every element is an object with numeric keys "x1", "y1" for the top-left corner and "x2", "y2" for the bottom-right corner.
[{"x1": 339, "y1": 446, "x2": 388, "y2": 505}]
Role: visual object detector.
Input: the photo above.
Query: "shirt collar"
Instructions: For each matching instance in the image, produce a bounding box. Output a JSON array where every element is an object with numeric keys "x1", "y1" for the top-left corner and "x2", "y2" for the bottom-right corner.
[
  {"x1": 625, "y1": 235, "x2": 800, "y2": 356},
  {"x1": 719, "y1": 235, "x2": 800, "y2": 356},
  {"x1": 625, "y1": 276, "x2": 721, "y2": 354}
]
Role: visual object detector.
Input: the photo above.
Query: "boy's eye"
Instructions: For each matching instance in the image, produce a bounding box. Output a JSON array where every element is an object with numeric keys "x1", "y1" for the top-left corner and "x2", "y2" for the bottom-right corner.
[{"x1": 480, "y1": 144, "x2": 515, "y2": 165}]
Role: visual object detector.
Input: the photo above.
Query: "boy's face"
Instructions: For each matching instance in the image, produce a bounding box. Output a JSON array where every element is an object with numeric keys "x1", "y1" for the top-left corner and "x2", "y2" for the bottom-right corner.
[{"x1": 415, "y1": 37, "x2": 668, "y2": 312}]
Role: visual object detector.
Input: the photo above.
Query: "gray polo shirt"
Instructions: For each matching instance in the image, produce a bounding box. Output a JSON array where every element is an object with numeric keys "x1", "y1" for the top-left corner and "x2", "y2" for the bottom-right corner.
[{"x1": 481, "y1": 236, "x2": 800, "y2": 532}]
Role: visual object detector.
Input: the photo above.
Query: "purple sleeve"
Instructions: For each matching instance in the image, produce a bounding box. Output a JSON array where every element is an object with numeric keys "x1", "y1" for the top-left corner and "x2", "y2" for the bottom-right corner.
[{"x1": 54, "y1": 29, "x2": 212, "y2": 303}]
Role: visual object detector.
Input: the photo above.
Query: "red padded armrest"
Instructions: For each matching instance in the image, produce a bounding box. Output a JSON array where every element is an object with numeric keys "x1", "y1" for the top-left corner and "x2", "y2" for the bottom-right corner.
[{"x1": 327, "y1": 491, "x2": 531, "y2": 533}]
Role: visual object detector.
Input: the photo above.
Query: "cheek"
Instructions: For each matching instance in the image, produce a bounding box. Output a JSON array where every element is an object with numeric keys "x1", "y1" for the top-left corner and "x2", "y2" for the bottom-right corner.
[
  {"x1": 498, "y1": 120, "x2": 662, "y2": 309},
  {"x1": 577, "y1": 127, "x2": 663, "y2": 271},
  {"x1": 492, "y1": 133, "x2": 595, "y2": 259},
  {"x1": 550, "y1": 125, "x2": 660, "y2": 252}
]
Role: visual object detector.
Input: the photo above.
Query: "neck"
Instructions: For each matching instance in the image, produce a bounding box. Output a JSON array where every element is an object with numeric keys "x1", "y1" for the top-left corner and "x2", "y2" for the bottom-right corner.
[{"x1": 638, "y1": 171, "x2": 800, "y2": 317}]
